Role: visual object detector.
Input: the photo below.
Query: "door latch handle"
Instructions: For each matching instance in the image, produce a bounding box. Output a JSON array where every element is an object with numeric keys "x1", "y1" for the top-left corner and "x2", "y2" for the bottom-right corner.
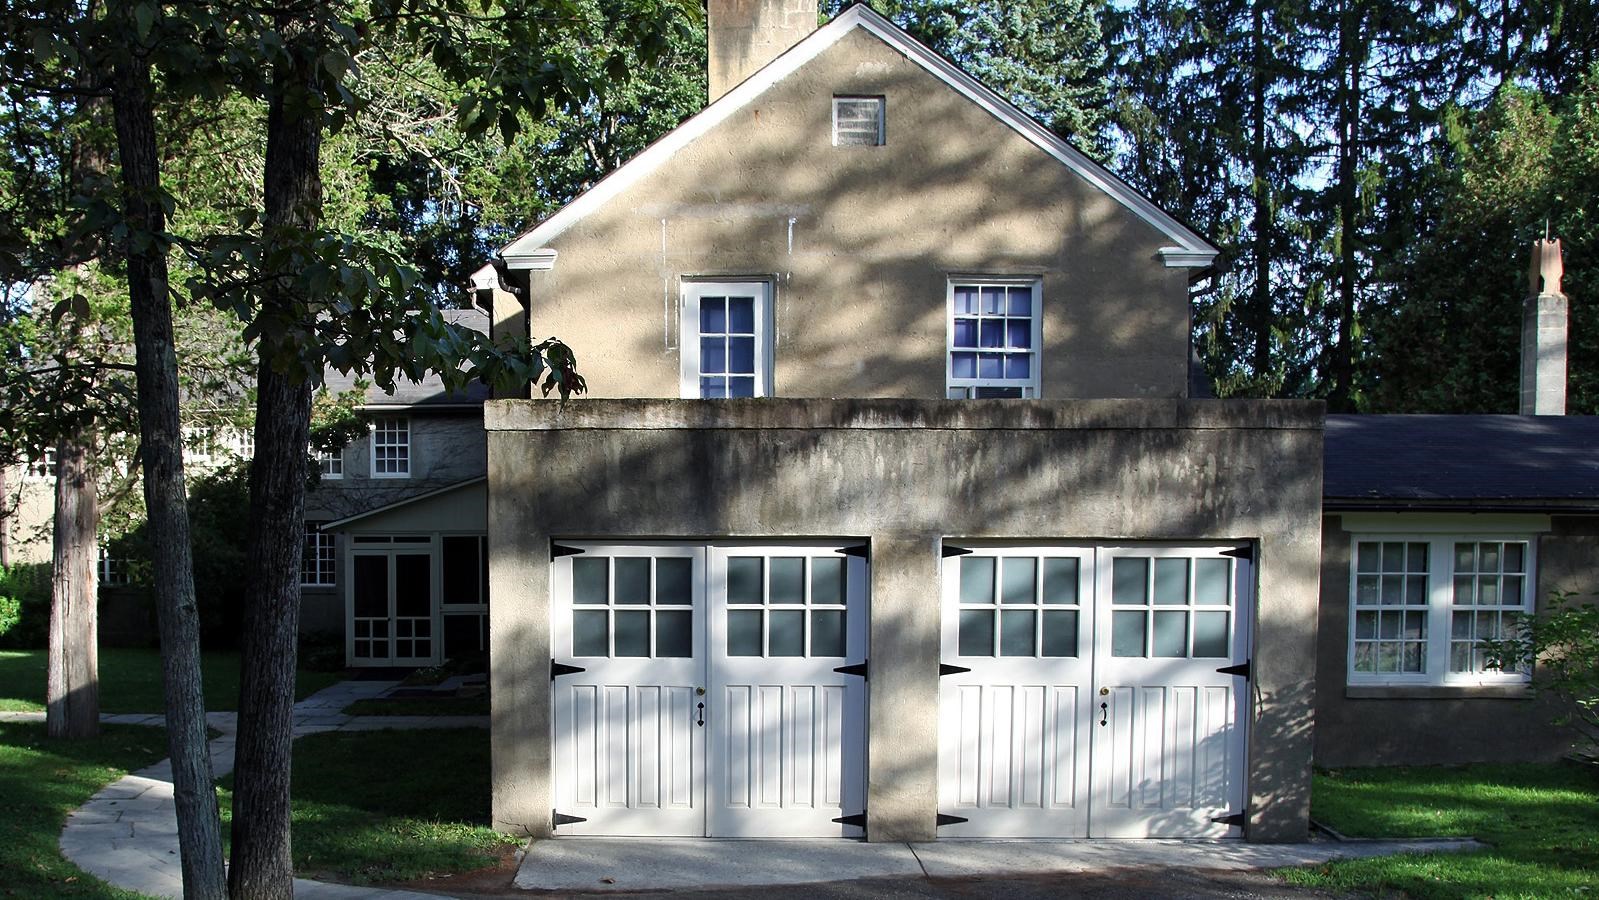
[
  {"x1": 1099, "y1": 701, "x2": 1108, "y2": 727},
  {"x1": 696, "y1": 702, "x2": 705, "y2": 727}
]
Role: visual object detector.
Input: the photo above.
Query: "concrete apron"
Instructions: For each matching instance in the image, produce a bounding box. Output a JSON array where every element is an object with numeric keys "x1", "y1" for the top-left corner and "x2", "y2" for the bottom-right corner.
[{"x1": 515, "y1": 836, "x2": 1485, "y2": 892}]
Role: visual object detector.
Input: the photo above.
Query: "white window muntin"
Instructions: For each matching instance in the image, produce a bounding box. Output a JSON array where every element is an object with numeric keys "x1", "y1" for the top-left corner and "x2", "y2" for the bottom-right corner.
[
  {"x1": 317, "y1": 449, "x2": 344, "y2": 479},
  {"x1": 25, "y1": 448, "x2": 58, "y2": 480},
  {"x1": 946, "y1": 278, "x2": 1042, "y2": 399},
  {"x1": 302, "y1": 523, "x2": 336, "y2": 587},
  {"x1": 1347, "y1": 533, "x2": 1535, "y2": 686},
  {"x1": 370, "y1": 417, "x2": 410, "y2": 478},
  {"x1": 832, "y1": 95, "x2": 885, "y2": 146},
  {"x1": 679, "y1": 281, "x2": 773, "y2": 399}
]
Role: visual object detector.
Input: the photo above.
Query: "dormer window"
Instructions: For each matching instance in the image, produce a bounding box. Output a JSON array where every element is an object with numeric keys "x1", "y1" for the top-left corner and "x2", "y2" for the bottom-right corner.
[{"x1": 833, "y1": 96, "x2": 884, "y2": 146}]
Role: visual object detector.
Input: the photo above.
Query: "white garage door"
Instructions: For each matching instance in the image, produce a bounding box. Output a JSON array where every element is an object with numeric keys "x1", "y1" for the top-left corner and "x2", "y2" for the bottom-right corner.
[
  {"x1": 937, "y1": 544, "x2": 1252, "y2": 838},
  {"x1": 551, "y1": 543, "x2": 868, "y2": 837}
]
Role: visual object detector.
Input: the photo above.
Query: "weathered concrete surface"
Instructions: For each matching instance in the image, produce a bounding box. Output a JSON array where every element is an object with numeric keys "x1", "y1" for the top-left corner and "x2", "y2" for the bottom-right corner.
[
  {"x1": 512, "y1": 27, "x2": 1195, "y2": 401},
  {"x1": 709, "y1": 0, "x2": 820, "y2": 101},
  {"x1": 1314, "y1": 513, "x2": 1598, "y2": 767},
  {"x1": 487, "y1": 398, "x2": 1325, "y2": 843}
]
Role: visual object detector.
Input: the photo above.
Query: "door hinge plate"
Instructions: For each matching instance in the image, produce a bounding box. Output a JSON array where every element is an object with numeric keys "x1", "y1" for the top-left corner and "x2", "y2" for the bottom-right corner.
[
  {"x1": 1215, "y1": 660, "x2": 1251, "y2": 679},
  {"x1": 835, "y1": 544, "x2": 869, "y2": 558},
  {"x1": 553, "y1": 811, "x2": 588, "y2": 827},
  {"x1": 939, "y1": 664, "x2": 971, "y2": 676},
  {"x1": 832, "y1": 812, "x2": 867, "y2": 828},
  {"x1": 551, "y1": 661, "x2": 586, "y2": 680},
  {"x1": 935, "y1": 813, "x2": 969, "y2": 827},
  {"x1": 941, "y1": 544, "x2": 972, "y2": 558},
  {"x1": 833, "y1": 661, "x2": 868, "y2": 679},
  {"x1": 1211, "y1": 811, "x2": 1246, "y2": 828},
  {"x1": 551, "y1": 543, "x2": 585, "y2": 559}
]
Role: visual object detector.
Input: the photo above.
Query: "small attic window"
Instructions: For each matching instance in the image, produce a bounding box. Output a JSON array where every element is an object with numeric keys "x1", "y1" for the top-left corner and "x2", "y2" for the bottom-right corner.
[{"x1": 833, "y1": 96, "x2": 884, "y2": 146}]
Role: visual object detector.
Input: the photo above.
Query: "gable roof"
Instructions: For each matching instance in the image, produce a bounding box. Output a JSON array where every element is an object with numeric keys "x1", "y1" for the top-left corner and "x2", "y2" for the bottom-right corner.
[
  {"x1": 495, "y1": 4, "x2": 1219, "y2": 271},
  {"x1": 1324, "y1": 414, "x2": 1599, "y2": 510},
  {"x1": 323, "y1": 308, "x2": 492, "y2": 408}
]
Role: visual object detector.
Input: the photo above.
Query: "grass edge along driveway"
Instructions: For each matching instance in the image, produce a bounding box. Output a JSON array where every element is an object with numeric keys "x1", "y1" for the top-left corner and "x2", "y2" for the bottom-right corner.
[{"x1": 1280, "y1": 762, "x2": 1599, "y2": 899}]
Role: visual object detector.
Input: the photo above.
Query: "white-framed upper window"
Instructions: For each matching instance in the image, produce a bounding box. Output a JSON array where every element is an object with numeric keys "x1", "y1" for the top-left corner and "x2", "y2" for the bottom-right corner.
[
  {"x1": 317, "y1": 449, "x2": 343, "y2": 479},
  {"x1": 946, "y1": 278, "x2": 1042, "y2": 399},
  {"x1": 301, "y1": 522, "x2": 336, "y2": 587},
  {"x1": 680, "y1": 281, "x2": 773, "y2": 399},
  {"x1": 833, "y1": 95, "x2": 885, "y2": 146},
  {"x1": 98, "y1": 547, "x2": 132, "y2": 585},
  {"x1": 25, "y1": 448, "x2": 57, "y2": 480},
  {"x1": 1348, "y1": 534, "x2": 1534, "y2": 686},
  {"x1": 370, "y1": 417, "x2": 410, "y2": 477}
]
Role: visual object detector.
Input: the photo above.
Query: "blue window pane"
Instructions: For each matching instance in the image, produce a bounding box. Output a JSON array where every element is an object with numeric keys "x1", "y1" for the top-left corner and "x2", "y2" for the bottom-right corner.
[
  {"x1": 953, "y1": 318, "x2": 978, "y2": 348},
  {"x1": 727, "y1": 376, "x2": 756, "y2": 397},
  {"x1": 981, "y1": 287, "x2": 1005, "y2": 314},
  {"x1": 700, "y1": 298, "x2": 726, "y2": 334},
  {"x1": 1007, "y1": 286, "x2": 1032, "y2": 316},
  {"x1": 700, "y1": 376, "x2": 727, "y2": 398},
  {"x1": 953, "y1": 286, "x2": 977, "y2": 314},
  {"x1": 727, "y1": 296, "x2": 755, "y2": 333},
  {"x1": 978, "y1": 354, "x2": 1003, "y2": 379},
  {"x1": 1006, "y1": 320, "x2": 1031, "y2": 349},
  {"x1": 980, "y1": 319, "x2": 1004, "y2": 348},
  {"x1": 728, "y1": 337, "x2": 755, "y2": 374},
  {"x1": 951, "y1": 352, "x2": 976, "y2": 378},
  {"x1": 701, "y1": 337, "x2": 727, "y2": 374},
  {"x1": 1004, "y1": 355, "x2": 1030, "y2": 379}
]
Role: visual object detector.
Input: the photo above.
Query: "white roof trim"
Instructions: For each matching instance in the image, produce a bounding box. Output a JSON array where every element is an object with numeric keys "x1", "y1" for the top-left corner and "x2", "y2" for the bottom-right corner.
[
  {"x1": 499, "y1": 5, "x2": 1218, "y2": 268},
  {"x1": 320, "y1": 476, "x2": 486, "y2": 531},
  {"x1": 469, "y1": 263, "x2": 499, "y2": 291},
  {"x1": 1159, "y1": 248, "x2": 1218, "y2": 269}
]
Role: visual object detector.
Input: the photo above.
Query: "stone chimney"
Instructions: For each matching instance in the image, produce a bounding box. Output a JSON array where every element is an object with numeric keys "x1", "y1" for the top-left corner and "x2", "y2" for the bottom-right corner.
[
  {"x1": 1520, "y1": 238, "x2": 1568, "y2": 415},
  {"x1": 708, "y1": 0, "x2": 819, "y2": 102}
]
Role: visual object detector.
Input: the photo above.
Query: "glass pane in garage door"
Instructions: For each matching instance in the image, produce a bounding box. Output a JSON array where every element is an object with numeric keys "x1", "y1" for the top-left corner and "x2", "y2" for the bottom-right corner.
[
  {"x1": 957, "y1": 554, "x2": 1084, "y2": 658},
  {"x1": 569, "y1": 555, "x2": 697, "y2": 658},
  {"x1": 1110, "y1": 555, "x2": 1234, "y2": 658}
]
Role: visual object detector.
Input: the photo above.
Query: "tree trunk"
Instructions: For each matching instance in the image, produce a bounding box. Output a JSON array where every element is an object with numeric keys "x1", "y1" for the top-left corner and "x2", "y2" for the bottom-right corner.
[
  {"x1": 228, "y1": 29, "x2": 322, "y2": 899},
  {"x1": 111, "y1": 46, "x2": 228, "y2": 900},
  {"x1": 1, "y1": 466, "x2": 10, "y2": 569},
  {"x1": 47, "y1": 436, "x2": 99, "y2": 739},
  {"x1": 1329, "y1": 0, "x2": 1365, "y2": 413},
  {"x1": 1249, "y1": 0, "x2": 1273, "y2": 385}
]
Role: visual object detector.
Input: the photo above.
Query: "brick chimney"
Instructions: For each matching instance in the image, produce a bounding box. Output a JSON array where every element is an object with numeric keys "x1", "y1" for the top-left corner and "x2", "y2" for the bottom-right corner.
[
  {"x1": 1520, "y1": 237, "x2": 1568, "y2": 415},
  {"x1": 708, "y1": 0, "x2": 819, "y2": 102}
]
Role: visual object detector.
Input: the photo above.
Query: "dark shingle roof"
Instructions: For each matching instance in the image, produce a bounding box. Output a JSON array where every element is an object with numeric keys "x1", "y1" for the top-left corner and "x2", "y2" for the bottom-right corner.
[
  {"x1": 322, "y1": 308, "x2": 492, "y2": 407},
  {"x1": 1325, "y1": 414, "x2": 1599, "y2": 507}
]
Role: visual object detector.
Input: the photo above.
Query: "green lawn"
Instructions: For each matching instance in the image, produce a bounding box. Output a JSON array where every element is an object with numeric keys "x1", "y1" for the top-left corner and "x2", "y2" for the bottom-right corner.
[
  {"x1": 218, "y1": 728, "x2": 516, "y2": 885},
  {"x1": 341, "y1": 697, "x2": 490, "y2": 717},
  {"x1": 1282, "y1": 763, "x2": 1599, "y2": 899},
  {"x1": 0, "y1": 722, "x2": 170, "y2": 898},
  {"x1": 0, "y1": 648, "x2": 342, "y2": 714}
]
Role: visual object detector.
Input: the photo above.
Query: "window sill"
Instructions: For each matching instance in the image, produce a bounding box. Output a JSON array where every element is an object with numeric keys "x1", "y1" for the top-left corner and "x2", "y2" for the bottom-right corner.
[{"x1": 1345, "y1": 683, "x2": 1532, "y2": 700}]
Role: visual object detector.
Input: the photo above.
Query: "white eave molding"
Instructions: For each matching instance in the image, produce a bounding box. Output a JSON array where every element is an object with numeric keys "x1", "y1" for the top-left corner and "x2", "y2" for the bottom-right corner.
[{"x1": 494, "y1": 5, "x2": 1219, "y2": 271}]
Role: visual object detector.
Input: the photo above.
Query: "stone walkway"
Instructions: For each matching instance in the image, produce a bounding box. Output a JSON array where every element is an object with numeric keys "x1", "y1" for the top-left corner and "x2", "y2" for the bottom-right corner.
[{"x1": 6, "y1": 679, "x2": 489, "y2": 900}]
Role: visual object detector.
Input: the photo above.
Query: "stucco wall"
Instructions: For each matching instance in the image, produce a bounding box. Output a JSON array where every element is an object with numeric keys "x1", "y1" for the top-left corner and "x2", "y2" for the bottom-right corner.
[
  {"x1": 486, "y1": 398, "x2": 1324, "y2": 842},
  {"x1": 520, "y1": 28, "x2": 1192, "y2": 401},
  {"x1": 2, "y1": 470, "x2": 55, "y2": 566},
  {"x1": 305, "y1": 411, "x2": 487, "y2": 522},
  {"x1": 1312, "y1": 513, "x2": 1597, "y2": 767}
]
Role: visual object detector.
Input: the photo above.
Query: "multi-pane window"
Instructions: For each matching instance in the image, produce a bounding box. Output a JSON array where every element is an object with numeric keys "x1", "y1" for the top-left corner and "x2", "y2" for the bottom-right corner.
[
  {"x1": 724, "y1": 555, "x2": 848, "y2": 658},
  {"x1": 833, "y1": 96, "x2": 885, "y2": 146},
  {"x1": 680, "y1": 282, "x2": 771, "y2": 398},
  {"x1": 25, "y1": 448, "x2": 57, "y2": 480},
  {"x1": 572, "y1": 555, "x2": 696, "y2": 658},
  {"x1": 317, "y1": 449, "x2": 343, "y2": 479},
  {"x1": 370, "y1": 417, "x2": 409, "y2": 477},
  {"x1": 301, "y1": 522, "x2": 336, "y2": 587},
  {"x1": 956, "y1": 554, "x2": 1084, "y2": 657},
  {"x1": 947, "y1": 280, "x2": 1041, "y2": 398},
  {"x1": 1348, "y1": 535, "x2": 1534, "y2": 685},
  {"x1": 98, "y1": 547, "x2": 132, "y2": 586},
  {"x1": 1108, "y1": 555, "x2": 1234, "y2": 659}
]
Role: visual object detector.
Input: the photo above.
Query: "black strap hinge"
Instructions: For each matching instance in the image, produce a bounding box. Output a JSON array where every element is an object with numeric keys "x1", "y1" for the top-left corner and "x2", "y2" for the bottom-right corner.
[
  {"x1": 1211, "y1": 811, "x2": 1246, "y2": 828},
  {"x1": 551, "y1": 661, "x2": 586, "y2": 680},
  {"x1": 936, "y1": 813, "x2": 969, "y2": 827},
  {"x1": 832, "y1": 811, "x2": 867, "y2": 827},
  {"x1": 833, "y1": 661, "x2": 868, "y2": 679},
  {"x1": 553, "y1": 811, "x2": 588, "y2": 827},
  {"x1": 942, "y1": 544, "x2": 972, "y2": 558},
  {"x1": 835, "y1": 544, "x2": 869, "y2": 558},
  {"x1": 1221, "y1": 544, "x2": 1253, "y2": 560},
  {"x1": 1216, "y1": 660, "x2": 1251, "y2": 679},
  {"x1": 551, "y1": 543, "x2": 584, "y2": 560},
  {"x1": 939, "y1": 664, "x2": 971, "y2": 676}
]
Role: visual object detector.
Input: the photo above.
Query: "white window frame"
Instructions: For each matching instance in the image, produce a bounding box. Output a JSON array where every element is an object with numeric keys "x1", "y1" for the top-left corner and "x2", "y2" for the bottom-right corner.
[
  {"x1": 24, "y1": 448, "x2": 58, "y2": 480},
  {"x1": 679, "y1": 280, "x2": 774, "y2": 399},
  {"x1": 301, "y1": 522, "x2": 336, "y2": 587},
  {"x1": 832, "y1": 95, "x2": 885, "y2": 146},
  {"x1": 370, "y1": 417, "x2": 410, "y2": 478},
  {"x1": 946, "y1": 277, "x2": 1043, "y2": 399},
  {"x1": 98, "y1": 547, "x2": 131, "y2": 585},
  {"x1": 317, "y1": 449, "x2": 344, "y2": 479},
  {"x1": 1346, "y1": 532, "x2": 1536, "y2": 687}
]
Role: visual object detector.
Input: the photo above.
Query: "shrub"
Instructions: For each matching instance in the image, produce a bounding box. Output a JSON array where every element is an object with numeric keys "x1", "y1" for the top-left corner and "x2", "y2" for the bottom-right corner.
[
  {"x1": 0, "y1": 563, "x2": 52, "y2": 648},
  {"x1": 1483, "y1": 590, "x2": 1599, "y2": 756}
]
